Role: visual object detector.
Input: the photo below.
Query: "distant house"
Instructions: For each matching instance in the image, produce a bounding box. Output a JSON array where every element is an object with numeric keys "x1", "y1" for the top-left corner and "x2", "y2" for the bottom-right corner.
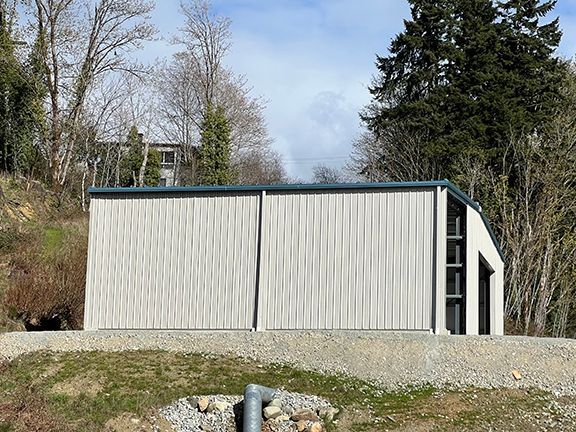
[
  {"x1": 149, "y1": 142, "x2": 181, "y2": 186},
  {"x1": 84, "y1": 180, "x2": 504, "y2": 335}
]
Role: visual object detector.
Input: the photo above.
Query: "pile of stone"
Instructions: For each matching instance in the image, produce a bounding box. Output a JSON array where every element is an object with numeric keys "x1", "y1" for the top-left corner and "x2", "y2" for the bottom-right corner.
[
  {"x1": 160, "y1": 395, "x2": 240, "y2": 432},
  {"x1": 260, "y1": 394, "x2": 338, "y2": 432},
  {"x1": 159, "y1": 390, "x2": 338, "y2": 432}
]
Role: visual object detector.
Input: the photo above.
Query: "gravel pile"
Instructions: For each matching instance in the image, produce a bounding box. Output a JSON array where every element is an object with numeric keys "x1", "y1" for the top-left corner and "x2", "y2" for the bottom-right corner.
[
  {"x1": 159, "y1": 390, "x2": 335, "y2": 432},
  {"x1": 160, "y1": 395, "x2": 241, "y2": 432},
  {"x1": 1, "y1": 330, "x2": 576, "y2": 395}
]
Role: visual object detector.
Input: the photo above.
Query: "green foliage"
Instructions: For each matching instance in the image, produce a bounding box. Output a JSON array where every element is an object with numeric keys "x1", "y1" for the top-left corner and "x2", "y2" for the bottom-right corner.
[
  {"x1": 198, "y1": 104, "x2": 232, "y2": 185},
  {"x1": 119, "y1": 126, "x2": 160, "y2": 187},
  {"x1": 119, "y1": 126, "x2": 142, "y2": 186},
  {"x1": 0, "y1": 6, "x2": 43, "y2": 176},
  {"x1": 363, "y1": 0, "x2": 564, "y2": 180},
  {"x1": 42, "y1": 227, "x2": 64, "y2": 255},
  {"x1": 144, "y1": 148, "x2": 161, "y2": 187}
]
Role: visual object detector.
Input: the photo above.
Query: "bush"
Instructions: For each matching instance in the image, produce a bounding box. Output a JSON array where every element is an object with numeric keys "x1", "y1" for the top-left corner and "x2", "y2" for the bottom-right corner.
[{"x1": 3, "y1": 222, "x2": 88, "y2": 330}]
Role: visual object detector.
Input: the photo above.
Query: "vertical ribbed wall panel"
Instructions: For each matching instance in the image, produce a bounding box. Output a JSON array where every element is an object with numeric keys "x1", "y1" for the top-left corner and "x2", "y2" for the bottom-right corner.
[
  {"x1": 259, "y1": 189, "x2": 435, "y2": 330},
  {"x1": 84, "y1": 192, "x2": 260, "y2": 330}
]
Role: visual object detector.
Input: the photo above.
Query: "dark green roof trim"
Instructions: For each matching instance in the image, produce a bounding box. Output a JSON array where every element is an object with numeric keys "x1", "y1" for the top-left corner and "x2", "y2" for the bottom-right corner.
[
  {"x1": 89, "y1": 180, "x2": 504, "y2": 261},
  {"x1": 89, "y1": 180, "x2": 448, "y2": 194}
]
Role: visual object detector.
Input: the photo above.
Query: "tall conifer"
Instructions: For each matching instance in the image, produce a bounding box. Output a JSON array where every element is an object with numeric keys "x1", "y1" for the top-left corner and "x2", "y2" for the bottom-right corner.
[
  {"x1": 363, "y1": 0, "x2": 564, "y2": 180},
  {"x1": 0, "y1": 3, "x2": 40, "y2": 174},
  {"x1": 198, "y1": 105, "x2": 232, "y2": 186}
]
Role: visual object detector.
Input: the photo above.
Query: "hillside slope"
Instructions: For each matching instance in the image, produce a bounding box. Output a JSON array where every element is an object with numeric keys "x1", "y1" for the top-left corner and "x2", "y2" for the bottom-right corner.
[{"x1": 0, "y1": 176, "x2": 87, "y2": 331}]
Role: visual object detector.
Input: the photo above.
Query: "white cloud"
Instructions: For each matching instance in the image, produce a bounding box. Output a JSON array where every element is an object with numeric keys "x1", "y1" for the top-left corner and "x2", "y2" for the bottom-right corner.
[{"x1": 212, "y1": 0, "x2": 411, "y2": 179}]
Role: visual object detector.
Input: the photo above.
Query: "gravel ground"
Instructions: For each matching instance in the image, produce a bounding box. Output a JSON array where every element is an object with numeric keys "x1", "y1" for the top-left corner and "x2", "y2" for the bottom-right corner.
[{"x1": 1, "y1": 330, "x2": 576, "y2": 395}]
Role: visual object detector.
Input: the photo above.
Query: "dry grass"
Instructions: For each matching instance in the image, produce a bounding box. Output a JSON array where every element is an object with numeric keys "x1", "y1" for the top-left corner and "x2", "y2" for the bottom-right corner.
[{"x1": 2, "y1": 222, "x2": 87, "y2": 330}]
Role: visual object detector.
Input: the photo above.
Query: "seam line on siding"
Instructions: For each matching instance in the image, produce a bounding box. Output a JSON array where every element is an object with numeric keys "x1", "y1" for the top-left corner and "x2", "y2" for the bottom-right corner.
[{"x1": 252, "y1": 191, "x2": 266, "y2": 330}]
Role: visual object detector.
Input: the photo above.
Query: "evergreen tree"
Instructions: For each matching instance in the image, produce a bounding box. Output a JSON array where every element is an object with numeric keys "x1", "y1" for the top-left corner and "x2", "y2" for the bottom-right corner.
[
  {"x1": 363, "y1": 0, "x2": 457, "y2": 171},
  {"x1": 448, "y1": 0, "x2": 501, "y2": 158},
  {"x1": 363, "y1": 0, "x2": 564, "y2": 181},
  {"x1": 144, "y1": 149, "x2": 161, "y2": 187},
  {"x1": 0, "y1": 4, "x2": 42, "y2": 175},
  {"x1": 119, "y1": 127, "x2": 160, "y2": 187},
  {"x1": 198, "y1": 105, "x2": 232, "y2": 185},
  {"x1": 498, "y1": 0, "x2": 563, "y2": 135}
]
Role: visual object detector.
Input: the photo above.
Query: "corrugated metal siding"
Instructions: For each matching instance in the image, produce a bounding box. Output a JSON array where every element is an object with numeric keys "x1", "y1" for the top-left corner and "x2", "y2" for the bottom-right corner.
[
  {"x1": 258, "y1": 189, "x2": 435, "y2": 330},
  {"x1": 84, "y1": 193, "x2": 260, "y2": 330}
]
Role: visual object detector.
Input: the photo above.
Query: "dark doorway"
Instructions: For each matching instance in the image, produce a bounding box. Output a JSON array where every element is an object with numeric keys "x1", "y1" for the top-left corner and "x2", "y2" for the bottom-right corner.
[{"x1": 478, "y1": 257, "x2": 492, "y2": 335}]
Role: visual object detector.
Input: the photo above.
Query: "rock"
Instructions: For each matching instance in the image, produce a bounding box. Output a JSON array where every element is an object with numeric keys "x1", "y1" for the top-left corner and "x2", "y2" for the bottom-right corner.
[
  {"x1": 187, "y1": 397, "x2": 199, "y2": 409},
  {"x1": 207, "y1": 401, "x2": 230, "y2": 412},
  {"x1": 268, "y1": 398, "x2": 283, "y2": 408},
  {"x1": 512, "y1": 370, "x2": 522, "y2": 380},
  {"x1": 283, "y1": 404, "x2": 295, "y2": 416},
  {"x1": 261, "y1": 419, "x2": 276, "y2": 432},
  {"x1": 318, "y1": 406, "x2": 339, "y2": 422},
  {"x1": 275, "y1": 414, "x2": 290, "y2": 423},
  {"x1": 295, "y1": 420, "x2": 308, "y2": 432},
  {"x1": 291, "y1": 408, "x2": 320, "y2": 422},
  {"x1": 198, "y1": 397, "x2": 209, "y2": 412},
  {"x1": 309, "y1": 422, "x2": 325, "y2": 432},
  {"x1": 263, "y1": 405, "x2": 282, "y2": 419},
  {"x1": 200, "y1": 423, "x2": 213, "y2": 431}
]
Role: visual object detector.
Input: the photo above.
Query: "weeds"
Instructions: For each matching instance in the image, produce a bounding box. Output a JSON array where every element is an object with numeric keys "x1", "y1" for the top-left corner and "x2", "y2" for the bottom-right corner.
[{"x1": 2, "y1": 222, "x2": 88, "y2": 330}]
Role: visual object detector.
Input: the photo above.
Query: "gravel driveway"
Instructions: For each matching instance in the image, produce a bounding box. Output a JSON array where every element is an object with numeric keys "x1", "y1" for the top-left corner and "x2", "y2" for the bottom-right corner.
[{"x1": 1, "y1": 330, "x2": 575, "y2": 396}]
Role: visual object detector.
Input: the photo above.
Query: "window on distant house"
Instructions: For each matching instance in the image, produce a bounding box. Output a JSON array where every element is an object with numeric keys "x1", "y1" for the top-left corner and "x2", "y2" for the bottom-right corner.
[
  {"x1": 162, "y1": 151, "x2": 175, "y2": 165},
  {"x1": 159, "y1": 178, "x2": 167, "y2": 187}
]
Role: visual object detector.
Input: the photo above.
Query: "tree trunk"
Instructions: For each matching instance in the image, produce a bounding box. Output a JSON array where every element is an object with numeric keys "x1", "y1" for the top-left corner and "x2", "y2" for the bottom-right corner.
[{"x1": 138, "y1": 139, "x2": 150, "y2": 187}]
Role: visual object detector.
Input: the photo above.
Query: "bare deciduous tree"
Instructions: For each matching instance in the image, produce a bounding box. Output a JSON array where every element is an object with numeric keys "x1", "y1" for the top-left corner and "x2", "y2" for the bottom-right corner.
[
  {"x1": 487, "y1": 130, "x2": 576, "y2": 336},
  {"x1": 28, "y1": 0, "x2": 155, "y2": 188},
  {"x1": 154, "y1": 0, "x2": 277, "y2": 185},
  {"x1": 311, "y1": 164, "x2": 345, "y2": 184},
  {"x1": 349, "y1": 122, "x2": 442, "y2": 183},
  {"x1": 76, "y1": 70, "x2": 158, "y2": 212},
  {"x1": 178, "y1": 0, "x2": 230, "y2": 107},
  {"x1": 234, "y1": 148, "x2": 286, "y2": 185}
]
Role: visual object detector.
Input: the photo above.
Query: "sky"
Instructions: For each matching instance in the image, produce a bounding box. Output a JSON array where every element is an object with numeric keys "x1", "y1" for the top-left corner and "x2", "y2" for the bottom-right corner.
[{"x1": 147, "y1": 0, "x2": 576, "y2": 181}]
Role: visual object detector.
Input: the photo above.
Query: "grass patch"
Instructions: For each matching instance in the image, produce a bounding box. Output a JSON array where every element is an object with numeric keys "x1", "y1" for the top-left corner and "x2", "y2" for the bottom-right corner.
[
  {"x1": 0, "y1": 351, "x2": 573, "y2": 432},
  {"x1": 42, "y1": 227, "x2": 64, "y2": 255}
]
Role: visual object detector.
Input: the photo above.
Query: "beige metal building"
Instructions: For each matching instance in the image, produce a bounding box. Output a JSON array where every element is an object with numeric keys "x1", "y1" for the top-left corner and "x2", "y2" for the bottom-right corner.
[{"x1": 84, "y1": 181, "x2": 504, "y2": 335}]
